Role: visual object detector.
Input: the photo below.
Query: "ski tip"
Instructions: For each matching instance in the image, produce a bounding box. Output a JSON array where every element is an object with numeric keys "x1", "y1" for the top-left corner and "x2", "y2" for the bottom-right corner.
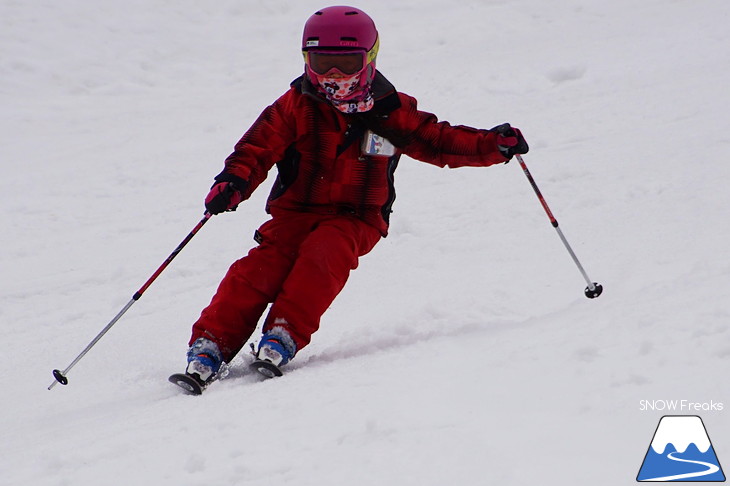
[
  {"x1": 168, "y1": 373, "x2": 204, "y2": 395},
  {"x1": 249, "y1": 359, "x2": 283, "y2": 379}
]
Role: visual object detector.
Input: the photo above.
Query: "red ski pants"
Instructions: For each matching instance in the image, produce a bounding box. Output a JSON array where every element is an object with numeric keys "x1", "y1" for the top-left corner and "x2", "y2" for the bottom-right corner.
[{"x1": 189, "y1": 211, "x2": 381, "y2": 361}]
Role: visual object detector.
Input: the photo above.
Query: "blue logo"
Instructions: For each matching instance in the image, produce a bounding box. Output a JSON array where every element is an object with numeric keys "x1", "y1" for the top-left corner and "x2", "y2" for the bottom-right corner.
[{"x1": 637, "y1": 415, "x2": 725, "y2": 482}]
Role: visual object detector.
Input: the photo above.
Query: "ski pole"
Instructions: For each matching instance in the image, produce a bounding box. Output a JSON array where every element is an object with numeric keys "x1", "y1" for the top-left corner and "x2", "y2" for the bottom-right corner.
[
  {"x1": 515, "y1": 154, "x2": 603, "y2": 299},
  {"x1": 48, "y1": 212, "x2": 213, "y2": 390}
]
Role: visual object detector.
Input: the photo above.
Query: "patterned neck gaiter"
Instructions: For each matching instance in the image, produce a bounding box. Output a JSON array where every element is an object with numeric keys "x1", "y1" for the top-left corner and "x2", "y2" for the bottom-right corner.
[{"x1": 317, "y1": 73, "x2": 374, "y2": 113}]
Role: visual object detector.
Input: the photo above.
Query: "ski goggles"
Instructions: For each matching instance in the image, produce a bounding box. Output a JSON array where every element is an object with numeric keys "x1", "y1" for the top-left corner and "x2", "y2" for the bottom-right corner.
[{"x1": 305, "y1": 49, "x2": 375, "y2": 76}]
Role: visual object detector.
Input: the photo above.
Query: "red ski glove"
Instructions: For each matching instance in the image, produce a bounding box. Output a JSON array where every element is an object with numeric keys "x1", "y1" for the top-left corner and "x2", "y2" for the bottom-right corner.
[
  {"x1": 205, "y1": 182, "x2": 243, "y2": 214},
  {"x1": 492, "y1": 123, "x2": 529, "y2": 159}
]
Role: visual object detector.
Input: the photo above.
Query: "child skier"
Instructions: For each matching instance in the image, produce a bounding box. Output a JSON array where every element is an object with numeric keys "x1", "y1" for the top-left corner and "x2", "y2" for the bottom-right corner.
[{"x1": 183, "y1": 6, "x2": 528, "y2": 385}]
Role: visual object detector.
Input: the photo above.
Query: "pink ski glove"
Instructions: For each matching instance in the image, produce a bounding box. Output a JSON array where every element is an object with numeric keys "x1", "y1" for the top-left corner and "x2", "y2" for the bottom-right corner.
[
  {"x1": 492, "y1": 123, "x2": 529, "y2": 159},
  {"x1": 205, "y1": 182, "x2": 243, "y2": 214}
]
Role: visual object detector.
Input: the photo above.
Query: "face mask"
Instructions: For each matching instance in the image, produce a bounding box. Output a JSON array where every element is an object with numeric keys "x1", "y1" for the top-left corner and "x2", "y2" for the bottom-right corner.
[{"x1": 316, "y1": 73, "x2": 374, "y2": 113}]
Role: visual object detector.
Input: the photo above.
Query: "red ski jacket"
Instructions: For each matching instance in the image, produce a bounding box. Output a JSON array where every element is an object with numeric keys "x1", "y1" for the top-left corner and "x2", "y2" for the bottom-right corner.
[{"x1": 215, "y1": 73, "x2": 509, "y2": 236}]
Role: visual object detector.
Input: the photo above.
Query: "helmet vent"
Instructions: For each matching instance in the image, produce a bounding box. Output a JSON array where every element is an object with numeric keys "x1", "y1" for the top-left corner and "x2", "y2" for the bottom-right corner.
[{"x1": 344, "y1": 11, "x2": 359, "y2": 15}]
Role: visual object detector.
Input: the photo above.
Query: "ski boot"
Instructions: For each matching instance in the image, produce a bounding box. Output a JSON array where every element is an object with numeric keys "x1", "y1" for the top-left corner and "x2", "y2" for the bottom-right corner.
[
  {"x1": 250, "y1": 330, "x2": 296, "y2": 379},
  {"x1": 169, "y1": 338, "x2": 223, "y2": 394}
]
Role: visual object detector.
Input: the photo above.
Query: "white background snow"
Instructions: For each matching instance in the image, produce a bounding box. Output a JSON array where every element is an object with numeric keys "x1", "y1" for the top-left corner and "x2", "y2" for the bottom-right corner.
[{"x1": 2, "y1": 1, "x2": 729, "y2": 484}]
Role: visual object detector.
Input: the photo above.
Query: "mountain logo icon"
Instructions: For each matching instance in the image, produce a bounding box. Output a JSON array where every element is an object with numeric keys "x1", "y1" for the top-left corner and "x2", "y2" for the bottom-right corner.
[{"x1": 637, "y1": 415, "x2": 725, "y2": 482}]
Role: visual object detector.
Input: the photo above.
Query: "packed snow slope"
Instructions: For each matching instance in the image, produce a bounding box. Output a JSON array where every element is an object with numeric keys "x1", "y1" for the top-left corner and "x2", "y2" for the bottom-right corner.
[{"x1": 2, "y1": 1, "x2": 729, "y2": 485}]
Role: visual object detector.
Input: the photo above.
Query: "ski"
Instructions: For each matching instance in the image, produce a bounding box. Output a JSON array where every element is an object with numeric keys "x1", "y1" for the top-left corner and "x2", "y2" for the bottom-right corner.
[
  {"x1": 249, "y1": 359, "x2": 283, "y2": 379},
  {"x1": 169, "y1": 360, "x2": 283, "y2": 394},
  {"x1": 168, "y1": 373, "x2": 207, "y2": 395}
]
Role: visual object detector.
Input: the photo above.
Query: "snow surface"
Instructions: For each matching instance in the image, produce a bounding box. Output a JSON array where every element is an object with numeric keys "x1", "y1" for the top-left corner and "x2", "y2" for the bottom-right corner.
[{"x1": 3, "y1": 1, "x2": 730, "y2": 485}]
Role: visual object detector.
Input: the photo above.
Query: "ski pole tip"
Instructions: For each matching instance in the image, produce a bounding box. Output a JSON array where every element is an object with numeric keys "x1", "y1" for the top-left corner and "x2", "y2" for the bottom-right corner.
[
  {"x1": 51, "y1": 369, "x2": 69, "y2": 386},
  {"x1": 584, "y1": 283, "x2": 603, "y2": 299}
]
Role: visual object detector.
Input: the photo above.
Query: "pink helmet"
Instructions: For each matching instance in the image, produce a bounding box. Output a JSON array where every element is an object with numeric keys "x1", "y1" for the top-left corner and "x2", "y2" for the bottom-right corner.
[
  {"x1": 302, "y1": 6, "x2": 380, "y2": 97},
  {"x1": 302, "y1": 6, "x2": 379, "y2": 52}
]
